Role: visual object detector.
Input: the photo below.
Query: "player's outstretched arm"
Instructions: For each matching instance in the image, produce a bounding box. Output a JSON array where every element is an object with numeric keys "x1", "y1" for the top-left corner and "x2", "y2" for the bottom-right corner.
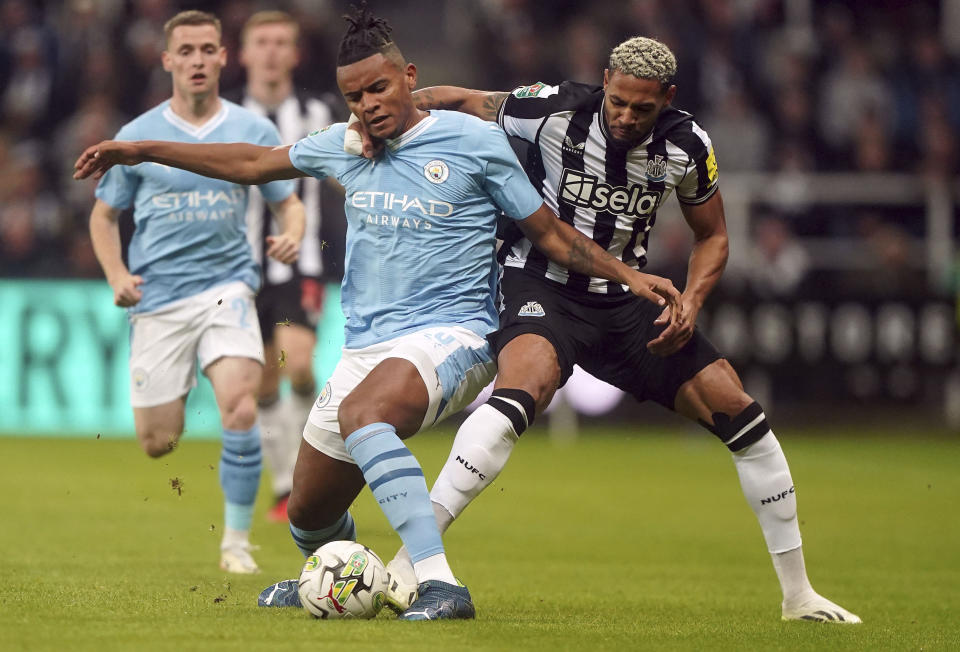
[
  {"x1": 517, "y1": 203, "x2": 685, "y2": 322},
  {"x1": 88, "y1": 199, "x2": 143, "y2": 307},
  {"x1": 412, "y1": 86, "x2": 509, "y2": 122},
  {"x1": 73, "y1": 140, "x2": 305, "y2": 185},
  {"x1": 647, "y1": 192, "x2": 729, "y2": 356},
  {"x1": 265, "y1": 194, "x2": 306, "y2": 265}
]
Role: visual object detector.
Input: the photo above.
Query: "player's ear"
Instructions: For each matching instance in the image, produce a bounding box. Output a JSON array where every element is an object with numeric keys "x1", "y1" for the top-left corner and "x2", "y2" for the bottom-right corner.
[
  {"x1": 405, "y1": 62, "x2": 417, "y2": 91},
  {"x1": 603, "y1": 68, "x2": 610, "y2": 88},
  {"x1": 161, "y1": 50, "x2": 172, "y2": 72},
  {"x1": 664, "y1": 84, "x2": 677, "y2": 105},
  {"x1": 218, "y1": 46, "x2": 227, "y2": 67}
]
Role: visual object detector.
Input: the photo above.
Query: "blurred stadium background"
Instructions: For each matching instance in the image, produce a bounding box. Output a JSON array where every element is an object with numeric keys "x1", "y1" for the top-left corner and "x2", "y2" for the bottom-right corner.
[{"x1": 1, "y1": 0, "x2": 958, "y2": 437}]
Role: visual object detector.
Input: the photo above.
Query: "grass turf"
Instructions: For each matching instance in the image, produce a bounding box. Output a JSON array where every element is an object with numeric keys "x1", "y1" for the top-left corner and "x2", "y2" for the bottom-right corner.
[{"x1": 1, "y1": 426, "x2": 958, "y2": 651}]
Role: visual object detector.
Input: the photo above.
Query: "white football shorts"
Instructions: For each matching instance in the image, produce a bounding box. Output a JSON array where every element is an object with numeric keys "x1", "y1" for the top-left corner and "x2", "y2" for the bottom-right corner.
[
  {"x1": 128, "y1": 281, "x2": 264, "y2": 407},
  {"x1": 303, "y1": 325, "x2": 496, "y2": 462}
]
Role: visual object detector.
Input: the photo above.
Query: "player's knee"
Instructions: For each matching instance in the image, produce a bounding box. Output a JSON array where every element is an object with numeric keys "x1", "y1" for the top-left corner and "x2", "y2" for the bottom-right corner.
[
  {"x1": 532, "y1": 386, "x2": 556, "y2": 416},
  {"x1": 136, "y1": 429, "x2": 180, "y2": 458},
  {"x1": 497, "y1": 339, "x2": 560, "y2": 415},
  {"x1": 257, "y1": 374, "x2": 280, "y2": 400},
  {"x1": 257, "y1": 392, "x2": 280, "y2": 409},
  {"x1": 221, "y1": 394, "x2": 258, "y2": 431},
  {"x1": 288, "y1": 363, "x2": 315, "y2": 390},
  {"x1": 504, "y1": 378, "x2": 554, "y2": 416},
  {"x1": 336, "y1": 393, "x2": 366, "y2": 436},
  {"x1": 721, "y1": 392, "x2": 755, "y2": 418},
  {"x1": 287, "y1": 492, "x2": 337, "y2": 531},
  {"x1": 697, "y1": 399, "x2": 771, "y2": 452},
  {"x1": 337, "y1": 392, "x2": 403, "y2": 436},
  {"x1": 285, "y1": 496, "x2": 312, "y2": 530}
]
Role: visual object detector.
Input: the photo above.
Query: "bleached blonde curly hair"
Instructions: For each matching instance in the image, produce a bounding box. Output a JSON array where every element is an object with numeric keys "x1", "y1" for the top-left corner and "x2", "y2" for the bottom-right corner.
[{"x1": 608, "y1": 36, "x2": 677, "y2": 89}]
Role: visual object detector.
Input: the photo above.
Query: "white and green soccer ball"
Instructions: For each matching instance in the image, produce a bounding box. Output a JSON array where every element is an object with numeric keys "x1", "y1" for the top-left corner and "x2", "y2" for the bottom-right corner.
[{"x1": 298, "y1": 541, "x2": 388, "y2": 619}]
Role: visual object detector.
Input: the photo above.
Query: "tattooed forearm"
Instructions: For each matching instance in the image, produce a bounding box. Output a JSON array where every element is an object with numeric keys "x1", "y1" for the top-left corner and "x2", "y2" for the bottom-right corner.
[
  {"x1": 477, "y1": 92, "x2": 509, "y2": 121},
  {"x1": 413, "y1": 87, "x2": 464, "y2": 111},
  {"x1": 521, "y1": 207, "x2": 636, "y2": 286},
  {"x1": 413, "y1": 88, "x2": 442, "y2": 110},
  {"x1": 412, "y1": 87, "x2": 508, "y2": 121},
  {"x1": 568, "y1": 231, "x2": 619, "y2": 278}
]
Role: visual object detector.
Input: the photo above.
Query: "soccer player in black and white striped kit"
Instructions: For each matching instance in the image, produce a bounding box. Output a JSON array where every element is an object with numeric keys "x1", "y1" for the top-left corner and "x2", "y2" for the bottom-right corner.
[
  {"x1": 230, "y1": 11, "x2": 339, "y2": 522},
  {"x1": 386, "y1": 36, "x2": 861, "y2": 624}
]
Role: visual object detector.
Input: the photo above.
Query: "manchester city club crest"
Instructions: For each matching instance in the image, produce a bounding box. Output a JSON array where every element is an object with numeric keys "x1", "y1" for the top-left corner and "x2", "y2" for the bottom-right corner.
[
  {"x1": 423, "y1": 159, "x2": 449, "y2": 184},
  {"x1": 132, "y1": 368, "x2": 149, "y2": 390},
  {"x1": 645, "y1": 154, "x2": 668, "y2": 182},
  {"x1": 315, "y1": 382, "x2": 333, "y2": 409}
]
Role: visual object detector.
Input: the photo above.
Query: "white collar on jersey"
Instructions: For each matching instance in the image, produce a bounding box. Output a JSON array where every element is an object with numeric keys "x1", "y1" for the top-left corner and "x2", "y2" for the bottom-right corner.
[
  {"x1": 162, "y1": 101, "x2": 229, "y2": 140},
  {"x1": 385, "y1": 114, "x2": 437, "y2": 151}
]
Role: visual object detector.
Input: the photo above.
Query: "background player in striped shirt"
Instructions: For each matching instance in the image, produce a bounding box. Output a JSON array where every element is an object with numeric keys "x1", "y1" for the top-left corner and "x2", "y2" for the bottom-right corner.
[
  {"x1": 229, "y1": 10, "x2": 340, "y2": 524},
  {"x1": 85, "y1": 10, "x2": 305, "y2": 574},
  {"x1": 385, "y1": 36, "x2": 861, "y2": 624},
  {"x1": 74, "y1": 6, "x2": 682, "y2": 620}
]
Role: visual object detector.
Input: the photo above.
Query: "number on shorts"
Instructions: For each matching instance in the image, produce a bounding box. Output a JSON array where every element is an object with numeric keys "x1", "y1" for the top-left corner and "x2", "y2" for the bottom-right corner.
[{"x1": 231, "y1": 297, "x2": 250, "y2": 328}]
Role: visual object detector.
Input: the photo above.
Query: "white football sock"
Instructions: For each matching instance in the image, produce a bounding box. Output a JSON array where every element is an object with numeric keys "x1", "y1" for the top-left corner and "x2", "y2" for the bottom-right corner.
[
  {"x1": 400, "y1": 400, "x2": 524, "y2": 589},
  {"x1": 429, "y1": 402, "x2": 520, "y2": 519},
  {"x1": 221, "y1": 526, "x2": 250, "y2": 550},
  {"x1": 772, "y1": 545, "x2": 815, "y2": 604},
  {"x1": 258, "y1": 396, "x2": 295, "y2": 497},
  {"x1": 431, "y1": 500, "x2": 455, "y2": 534},
  {"x1": 412, "y1": 552, "x2": 457, "y2": 585},
  {"x1": 391, "y1": 502, "x2": 454, "y2": 572},
  {"x1": 732, "y1": 431, "x2": 810, "y2": 600},
  {"x1": 732, "y1": 431, "x2": 802, "y2": 553}
]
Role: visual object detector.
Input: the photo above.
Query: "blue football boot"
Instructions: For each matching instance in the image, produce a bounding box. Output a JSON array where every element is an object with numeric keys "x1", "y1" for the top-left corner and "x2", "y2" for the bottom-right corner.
[
  {"x1": 257, "y1": 579, "x2": 301, "y2": 608},
  {"x1": 398, "y1": 580, "x2": 475, "y2": 620}
]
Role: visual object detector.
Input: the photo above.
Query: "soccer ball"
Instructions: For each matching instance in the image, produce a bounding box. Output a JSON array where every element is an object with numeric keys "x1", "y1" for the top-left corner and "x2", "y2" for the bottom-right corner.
[{"x1": 298, "y1": 541, "x2": 388, "y2": 619}]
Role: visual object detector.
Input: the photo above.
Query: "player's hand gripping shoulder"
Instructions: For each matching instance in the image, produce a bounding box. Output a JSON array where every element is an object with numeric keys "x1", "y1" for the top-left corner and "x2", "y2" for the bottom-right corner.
[
  {"x1": 344, "y1": 87, "x2": 510, "y2": 158},
  {"x1": 344, "y1": 113, "x2": 381, "y2": 159},
  {"x1": 412, "y1": 86, "x2": 509, "y2": 122},
  {"x1": 73, "y1": 140, "x2": 144, "y2": 181}
]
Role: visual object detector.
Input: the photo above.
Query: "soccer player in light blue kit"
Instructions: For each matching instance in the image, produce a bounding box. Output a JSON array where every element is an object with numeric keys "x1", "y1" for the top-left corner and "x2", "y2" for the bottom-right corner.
[
  {"x1": 85, "y1": 11, "x2": 305, "y2": 574},
  {"x1": 75, "y1": 5, "x2": 682, "y2": 619}
]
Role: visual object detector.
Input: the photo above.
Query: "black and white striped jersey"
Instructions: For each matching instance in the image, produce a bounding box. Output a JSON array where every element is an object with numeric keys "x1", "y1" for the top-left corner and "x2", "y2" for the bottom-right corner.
[
  {"x1": 497, "y1": 81, "x2": 719, "y2": 295},
  {"x1": 231, "y1": 90, "x2": 334, "y2": 285}
]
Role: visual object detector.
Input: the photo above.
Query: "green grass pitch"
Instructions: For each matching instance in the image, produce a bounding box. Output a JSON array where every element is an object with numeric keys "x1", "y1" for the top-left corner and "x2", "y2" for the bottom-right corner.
[{"x1": 1, "y1": 426, "x2": 958, "y2": 651}]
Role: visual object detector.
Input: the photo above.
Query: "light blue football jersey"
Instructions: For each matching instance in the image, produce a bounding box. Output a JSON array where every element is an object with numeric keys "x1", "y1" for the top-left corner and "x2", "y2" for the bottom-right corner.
[
  {"x1": 288, "y1": 110, "x2": 543, "y2": 348},
  {"x1": 96, "y1": 99, "x2": 295, "y2": 314}
]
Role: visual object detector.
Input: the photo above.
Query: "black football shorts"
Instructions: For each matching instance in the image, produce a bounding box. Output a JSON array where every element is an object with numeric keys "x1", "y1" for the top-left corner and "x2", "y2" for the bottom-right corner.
[
  {"x1": 489, "y1": 268, "x2": 721, "y2": 409},
  {"x1": 256, "y1": 278, "x2": 319, "y2": 342}
]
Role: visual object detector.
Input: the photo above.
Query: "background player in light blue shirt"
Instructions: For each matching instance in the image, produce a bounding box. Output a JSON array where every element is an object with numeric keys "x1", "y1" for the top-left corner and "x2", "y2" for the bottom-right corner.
[
  {"x1": 75, "y1": 5, "x2": 682, "y2": 619},
  {"x1": 85, "y1": 10, "x2": 304, "y2": 575},
  {"x1": 231, "y1": 10, "x2": 339, "y2": 526}
]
